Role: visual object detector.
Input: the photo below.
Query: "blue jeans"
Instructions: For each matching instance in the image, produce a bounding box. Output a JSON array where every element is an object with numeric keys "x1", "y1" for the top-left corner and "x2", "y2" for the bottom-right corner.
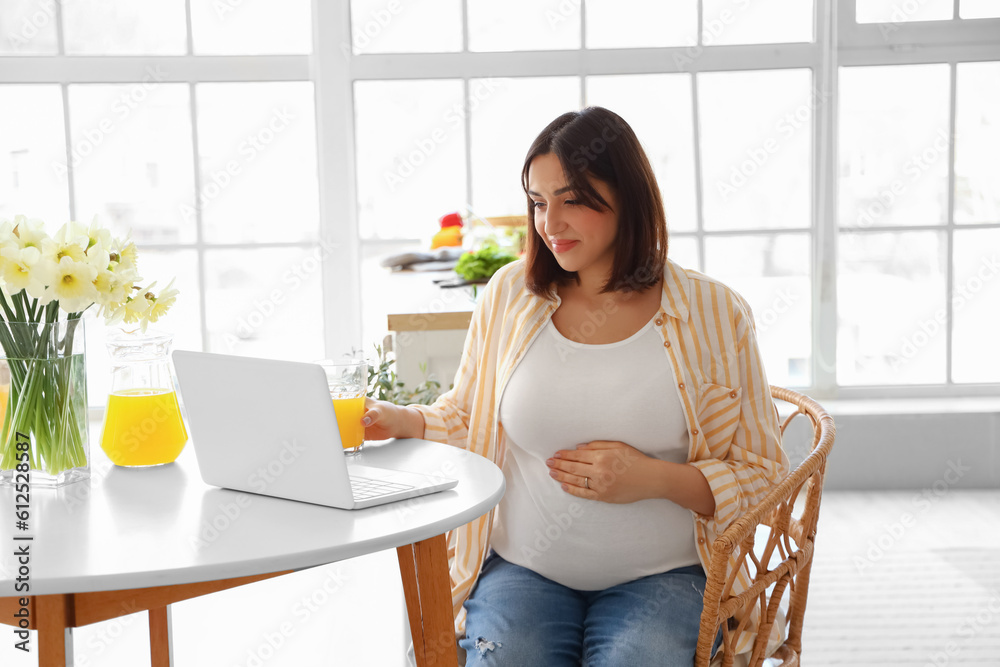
[{"x1": 460, "y1": 552, "x2": 723, "y2": 666}]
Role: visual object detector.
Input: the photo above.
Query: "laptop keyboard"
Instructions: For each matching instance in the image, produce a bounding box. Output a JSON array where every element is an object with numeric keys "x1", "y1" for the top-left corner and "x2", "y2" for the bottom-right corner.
[{"x1": 349, "y1": 475, "x2": 415, "y2": 500}]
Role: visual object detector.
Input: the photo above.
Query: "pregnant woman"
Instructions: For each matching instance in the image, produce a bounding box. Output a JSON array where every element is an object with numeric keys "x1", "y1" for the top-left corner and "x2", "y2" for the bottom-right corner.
[{"x1": 363, "y1": 106, "x2": 789, "y2": 666}]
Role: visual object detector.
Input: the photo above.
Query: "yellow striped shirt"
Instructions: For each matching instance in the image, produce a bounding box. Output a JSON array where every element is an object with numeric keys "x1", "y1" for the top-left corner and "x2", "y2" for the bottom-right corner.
[{"x1": 413, "y1": 257, "x2": 789, "y2": 657}]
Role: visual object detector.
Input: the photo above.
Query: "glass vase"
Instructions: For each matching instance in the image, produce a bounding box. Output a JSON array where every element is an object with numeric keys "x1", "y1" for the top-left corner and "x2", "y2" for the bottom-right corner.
[
  {"x1": 100, "y1": 330, "x2": 188, "y2": 467},
  {"x1": 0, "y1": 318, "x2": 91, "y2": 488}
]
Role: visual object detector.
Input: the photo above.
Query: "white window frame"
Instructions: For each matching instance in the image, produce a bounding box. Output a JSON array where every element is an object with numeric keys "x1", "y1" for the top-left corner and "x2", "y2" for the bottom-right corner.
[
  {"x1": 1, "y1": 0, "x2": 997, "y2": 401},
  {"x1": 346, "y1": 0, "x2": 1000, "y2": 400}
]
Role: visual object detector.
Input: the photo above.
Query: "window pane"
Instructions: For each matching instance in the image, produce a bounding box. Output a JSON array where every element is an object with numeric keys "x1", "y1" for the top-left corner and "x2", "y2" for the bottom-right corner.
[
  {"x1": 85, "y1": 250, "x2": 201, "y2": 406},
  {"x1": 952, "y1": 229, "x2": 1000, "y2": 383},
  {"x1": 839, "y1": 65, "x2": 950, "y2": 228},
  {"x1": 702, "y1": 0, "x2": 813, "y2": 45},
  {"x1": 350, "y1": 0, "x2": 462, "y2": 53},
  {"x1": 586, "y1": 0, "x2": 696, "y2": 48},
  {"x1": 856, "y1": 0, "x2": 952, "y2": 22},
  {"x1": 955, "y1": 62, "x2": 1000, "y2": 224},
  {"x1": 699, "y1": 69, "x2": 811, "y2": 231},
  {"x1": 191, "y1": 0, "x2": 312, "y2": 55},
  {"x1": 355, "y1": 79, "x2": 467, "y2": 239},
  {"x1": 204, "y1": 247, "x2": 324, "y2": 360},
  {"x1": 470, "y1": 76, "x2": 580, "y2": 216},
  {"x1": 64, "y1": 0, "x2": 187, "y2": 55},
  {"x1": 586, "y1": 74, "x2": 697, "y2": 232},
  {"x1": 0, "y1": 85, "x2": 70, "y2": 223},
  {"x1": 196, "y1": 83, "x2": 319, "y2": 244},
  {"x1": 961, "y1": 0, "x2": 1000, "y2": 18},
  {"x1": 838, "y1": 231, "x2": 946, "y2": 385},
  {"x1": 69, "y1": 83, "x2": 195, "y2": 244},
  {"x1": 668, "y1": 236, "x2": 700, "y2": 273},
  {"x1": 705, "y1": 234, "x2": 812, "y2": 387},
  {"x1": 0, "y1": 0, "x2": 58, "y2": 54},
  {"x1": 468, "y1": 0, "x2": 580, "y2": 52}
]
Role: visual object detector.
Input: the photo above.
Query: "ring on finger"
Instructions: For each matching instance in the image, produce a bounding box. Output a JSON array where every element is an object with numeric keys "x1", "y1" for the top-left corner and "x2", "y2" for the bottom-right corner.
[{"x1": 584, "y1": 476, "x2": 590, "y2": 489}]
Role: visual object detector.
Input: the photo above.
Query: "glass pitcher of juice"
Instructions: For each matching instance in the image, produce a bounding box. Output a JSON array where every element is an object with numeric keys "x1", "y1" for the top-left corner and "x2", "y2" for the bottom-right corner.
[{"x1": 100, "y1": 330, "x2": 188, "y2": 467}]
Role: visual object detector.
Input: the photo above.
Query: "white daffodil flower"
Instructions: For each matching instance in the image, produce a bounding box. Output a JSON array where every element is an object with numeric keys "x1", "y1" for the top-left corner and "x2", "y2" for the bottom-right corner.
[
  {"x1": 107, "y1": 289, "x2": 152, "y2": 326},
  {"x1": 0, "y1": 214, "x2": 177, "y2": 329},
  {"x1": 28, "y1": 255, "x2": 58, "y2": 303},
  {"x1": 115, "y1": 239, "x2": 139, "y2": 274},
  {"x1": 50, "y1": 255, "x2": 99, "y2": 314},
  {"x1": 41, "y1": 235, "x2": 88, "y2": 265},
  {"x1": 146, "y1": 278, "x2": 179, "y2": 324},
  {"x1": 0, "y1": 219, "x2": 15, "y2": 248},
  {"x1": 12, "y1": 216, "x2": 47, "y2": 251},
  {"x1": 0, "y1": 245, "x2": 47, "y2": 297},
  {"x1": 85, "y1": 246, "x2": 111, "y2": 271},
  {"x1": 85, "y1": 215, "x2": 113, "y2": 254},
  {"x1": 54, "y1": 220, "x2": 90, "y2": 247}
]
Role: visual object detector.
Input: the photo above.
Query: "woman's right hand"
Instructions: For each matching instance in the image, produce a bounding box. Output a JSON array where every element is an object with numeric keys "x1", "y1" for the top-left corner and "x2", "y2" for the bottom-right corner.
[{"x1": 362, "y1": 398, "x2": 424, "y2": 441}]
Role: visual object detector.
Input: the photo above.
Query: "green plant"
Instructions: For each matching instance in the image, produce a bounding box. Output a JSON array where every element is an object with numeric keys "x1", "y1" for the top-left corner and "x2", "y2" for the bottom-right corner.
[
  {"x1": 366, "y1": 343, "x2": 442, "y2": 406},
  {"x1": 454, "y1": 242, "x2": 518, "y2": 281}
]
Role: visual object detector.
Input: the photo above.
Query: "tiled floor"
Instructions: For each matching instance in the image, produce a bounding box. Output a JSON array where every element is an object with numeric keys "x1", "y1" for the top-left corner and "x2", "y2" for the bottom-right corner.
[{"x1": 5, "y1": 490, "x2": 999, "y2": 666}]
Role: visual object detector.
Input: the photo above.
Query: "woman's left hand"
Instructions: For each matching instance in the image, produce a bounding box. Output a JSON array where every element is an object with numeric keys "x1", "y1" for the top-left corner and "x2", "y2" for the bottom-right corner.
[{"x1": 545, "y1": 440, "x2": 656, "y2": 504}]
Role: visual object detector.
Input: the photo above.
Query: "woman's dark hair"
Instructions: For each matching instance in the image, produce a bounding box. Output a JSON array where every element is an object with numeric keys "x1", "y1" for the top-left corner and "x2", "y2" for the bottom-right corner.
[{"x1": 521, "y1": 106, "x2": 667, "y2": 298}]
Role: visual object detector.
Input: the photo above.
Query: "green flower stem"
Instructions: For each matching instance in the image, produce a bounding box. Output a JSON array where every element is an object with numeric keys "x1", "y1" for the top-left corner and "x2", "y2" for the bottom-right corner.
[{"x1": 0, "y1": 306, "x2": 89, "y2": 477}]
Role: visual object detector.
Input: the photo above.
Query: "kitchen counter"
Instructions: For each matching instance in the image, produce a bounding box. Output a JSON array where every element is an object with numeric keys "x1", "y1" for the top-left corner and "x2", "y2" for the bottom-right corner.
[{"x1": 383, "y1": 269, "x2": 475, "y2": 392}]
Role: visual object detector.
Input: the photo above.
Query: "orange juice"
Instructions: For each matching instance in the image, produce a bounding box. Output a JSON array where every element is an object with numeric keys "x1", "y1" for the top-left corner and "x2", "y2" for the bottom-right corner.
[
  {"x1": 101, "y1": 388, "x2": 189, "y2": 466},
  {"x1": 0, "y1": 384, "x2": 8, "y2": 432},
  {"x1": 333, "y1": 395, "x2": 365, "y2": 450}
]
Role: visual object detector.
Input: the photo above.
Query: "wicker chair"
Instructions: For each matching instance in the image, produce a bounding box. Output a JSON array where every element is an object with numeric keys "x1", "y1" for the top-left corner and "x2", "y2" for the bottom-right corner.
[{"x1": 694, "y1": 386, "x2": 836, "y2": 667}]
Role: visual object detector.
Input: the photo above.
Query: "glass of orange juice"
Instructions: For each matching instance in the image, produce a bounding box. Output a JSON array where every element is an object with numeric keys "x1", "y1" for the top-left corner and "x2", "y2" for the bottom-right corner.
[{"x1": 317, "y1": 360, "x2": 368, "y2": 455}]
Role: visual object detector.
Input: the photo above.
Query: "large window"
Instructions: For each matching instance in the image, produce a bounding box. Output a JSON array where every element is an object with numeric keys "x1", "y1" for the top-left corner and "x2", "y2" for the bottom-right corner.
[
  {"x1": 350, "y1": 0, "x2": 1000, "y2": 397},
  {"x1": 0, "y1": 0, "x2": 325, "y2": 403},
  {"x1": 0, "y1": 0, "x2": 997, "y2": 402}
]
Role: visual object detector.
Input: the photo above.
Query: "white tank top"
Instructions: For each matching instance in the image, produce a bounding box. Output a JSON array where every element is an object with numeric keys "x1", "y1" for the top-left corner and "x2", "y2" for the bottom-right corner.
[{"x1": 492, "y1": 316, "x2": 700, "y2": 590}]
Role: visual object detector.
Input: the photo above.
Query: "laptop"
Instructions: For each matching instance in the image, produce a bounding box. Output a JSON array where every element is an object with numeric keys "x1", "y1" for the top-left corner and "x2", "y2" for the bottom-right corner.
[{"x1": 172, "y1": 350, "x2": 458, "y2": 509}]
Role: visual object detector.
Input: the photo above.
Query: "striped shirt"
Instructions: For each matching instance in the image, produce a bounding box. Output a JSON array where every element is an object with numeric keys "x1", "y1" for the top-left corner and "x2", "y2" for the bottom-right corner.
[{"x1": 413, "y1": 257, "x2": 790, "y2": 657}]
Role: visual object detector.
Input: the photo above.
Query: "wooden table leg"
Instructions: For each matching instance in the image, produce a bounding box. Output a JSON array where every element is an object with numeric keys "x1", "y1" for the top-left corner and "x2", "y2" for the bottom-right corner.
[
  {"x1": 397, "y1": 534, "x2": 458, "y2": 667},
  {"x1": 149, "y1": 605, "x2": 173, "y2": 667},
  {"x1": 36, "y1": 595, "x2": 73, "y2": 667},
  {"x1": 397, "y1": 543, "x2": 427, "y2": 660}
]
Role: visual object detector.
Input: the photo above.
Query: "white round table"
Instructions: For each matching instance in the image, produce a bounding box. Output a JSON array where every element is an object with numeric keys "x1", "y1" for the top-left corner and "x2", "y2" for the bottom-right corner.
[{"x1": 0, "y1": 438, "x2": 505, "y2": 667}]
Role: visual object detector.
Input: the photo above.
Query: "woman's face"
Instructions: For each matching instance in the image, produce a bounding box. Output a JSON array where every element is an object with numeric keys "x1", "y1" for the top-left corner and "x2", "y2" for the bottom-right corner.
[{"x1": 527, "y1": 153, "x2": 618, "y2": 281}]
